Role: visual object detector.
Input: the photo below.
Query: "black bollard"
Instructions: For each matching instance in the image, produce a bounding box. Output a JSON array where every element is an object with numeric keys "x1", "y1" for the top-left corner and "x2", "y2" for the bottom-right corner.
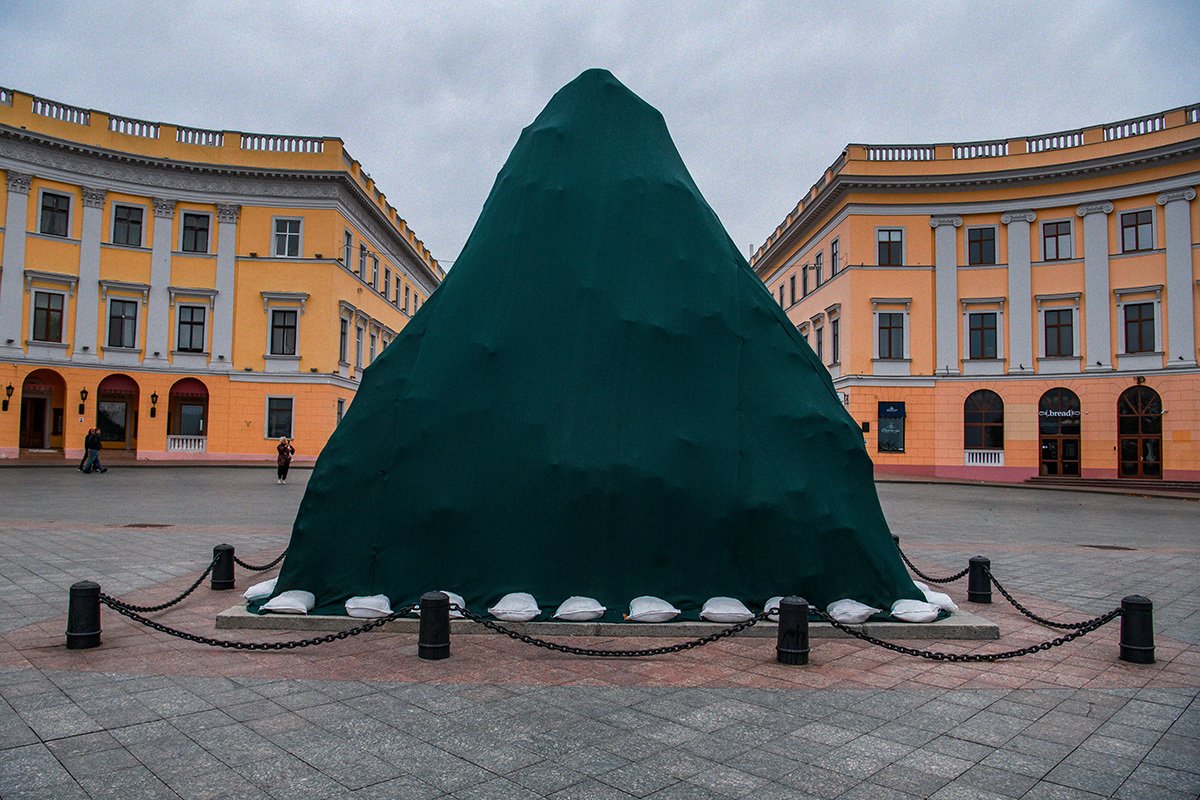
[
  {"x1": 967, "y1": 556, "x2": 991, "y2": 603},
  {"x1": 211, "y1": 544, "x2": 235, "y2": 590},
  {"x1": 775, "y1": 596, "x2": 810, "y2": 665},
  {"x1": 66, "y1": 581, "x2": 102, "y2": 649},
  {"x1": 418, "y1": 591, "x2": 451, "y2": 660},
  {"x1": 1119, "y1": 595, "x2": 1154, "y2": 664}
]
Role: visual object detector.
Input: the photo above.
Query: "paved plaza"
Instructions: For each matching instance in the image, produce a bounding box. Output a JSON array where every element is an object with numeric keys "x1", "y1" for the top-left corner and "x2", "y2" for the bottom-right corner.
[{"x1": 0, "y1": 467, "x2": 1197, "y2": 799}]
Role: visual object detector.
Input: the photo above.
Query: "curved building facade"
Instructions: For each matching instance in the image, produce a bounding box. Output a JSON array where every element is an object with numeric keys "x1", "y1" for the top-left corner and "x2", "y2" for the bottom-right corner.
[
  {"x1": 0, "y1": 87, "x2": 442, "y2": 462},
  {"x1": 752, "y1": 105, "x2": 1200, "y2": 482}
]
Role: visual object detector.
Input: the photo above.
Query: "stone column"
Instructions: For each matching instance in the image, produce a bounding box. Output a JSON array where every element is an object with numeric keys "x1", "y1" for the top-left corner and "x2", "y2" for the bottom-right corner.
[
  {"x1": 0, "y1": 171, "x2": 32, "y2": 358},
  {"x1": 1077, "y1": 202, "x2": 1113, "y2": 372},
  {"x1": 210, "y1": 204, "x2": 239, "y2": 370},
  {"x1": 73, "y1": 186, "x2": 106, "y2": 363},
  {"x1": 930, "y1": 215, "x2": 962, "y2": 375},
  {"x1": 143, "y1": 198, "x2": 176, "y2": 367},
  {"x1": 1001, "y1": 210, "x2": 1036, "y2": 372},
  {"x1": 1157, "y1": 188, "x2": 1197, "y2": 368}
]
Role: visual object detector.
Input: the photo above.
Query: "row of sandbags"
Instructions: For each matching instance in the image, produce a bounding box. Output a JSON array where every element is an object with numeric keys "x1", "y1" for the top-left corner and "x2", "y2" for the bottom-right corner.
[{"x1": 246, "y1": 580, "x2": 958, "y2": 622}]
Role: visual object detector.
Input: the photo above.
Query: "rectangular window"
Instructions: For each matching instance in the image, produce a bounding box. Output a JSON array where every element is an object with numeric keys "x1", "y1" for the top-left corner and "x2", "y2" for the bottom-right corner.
[
  {"x1": 355, "y1": 325, "x2": 364, "y2": 368},
  {"x1": 877, "y1": 403, "x2": 906, "y2": 453},
  {"x1": 802, "y1": 266, "x2": 809, "y2": 296},
  {"x1": 815, "y1": 326, "x2": 824, "y2": 362},
  {"x1": 1042, "y1": 221, "x2": 1072, "y2": 261},
  {"x1": 358, "y1": 244, "x2": 368, "y2": 278},
  {"x1": 1124, "y1": 302, "x2": 1155, "y2": 353},
  {"x1": 371, "y1": 255, "x2": 379, "y2": 289},
  {"x1": 789, "y1": 275, "x2": 796, "y2": 305},
  {"x1": 878, "y1": 312, "x2": 904, "y2": 359},
  {"x1": 32, "y1": 291, "x2": 65, "y2": 342},
  {"x1": 383, "y1": 267, "x2": 392, "y2": 301},
  {"x1": 877, "y1": 229, "x2": 903, "y2": 266},
  {"x1": 266, "y1": 397, "x2": 294, "y2": 439},
  {"x1": 830, "y1": 239, "x2": 840, "y2": 274},
  {"x1": 337, "y1": 398, "x2": 346, "y2": 426},
  {"x1": 831, "y1": 319, "x2": 840, "y2": 363},
  {"x1": 112, "y1": 205, "x2": 144, "y2": 246},
  {"x1": 339, "y1": 318, "x2": 348, "y2": 362},
  {"x1": 414, "y1": 297, "x2": 420, "y2": 312},
  {"x1": 403, "y1": 285, "x2": 411, "y2": 314},
  {"x1": 270, "y1": 310, "x2": 297, "y2": 355},
  {"x1": 273, "y1": 219, "x2": 301, "y2": 258},
  {"x1": 181, "y1": 213, "x2": 210, "y2": 253},
  {"x1": 1120, "y1": 210, "x2": 1153, "y2": 253},
  {"x1": 369, "y1": 332, "x2": 377, "y2": 364},
  {"x1": 1045, "y1": 309, "x2": 1073, "y2": 357},
  {"x1": 107, "y1": 299, "x2": 138, "y2": 349},
  {"x1": 777, "y1": 285, "x2": 784, "y2": 306},
  {"x1": 343, "y1": 231, "x2": 353, "y2": 268},
  {"x1": 968, "y1": 312, "x2": 997, "y2": 359},
  {"x1": 395, "y1": 275, "x2": 402, "y2": 307},
  {"x1": 177, "y1": 305, "x2": 206, "y2": 352},
  {"x1": 968, "y1": 228, "x2": 996, "y2": 265},
  {"x1": 814, "y1": 252, "x2": 824, "y2": 284},
  {"x1": 40, "y1": 191, "x2": 70, "y2": 237}
]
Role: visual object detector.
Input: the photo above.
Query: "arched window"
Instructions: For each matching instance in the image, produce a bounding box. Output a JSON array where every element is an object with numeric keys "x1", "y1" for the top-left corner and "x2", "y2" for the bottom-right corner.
[
  {"x1": 1118, "y1": 386, "x2": 1163, "y2": 478},
  {"x1": 964, "y1": 390, "x2": 1004, "y2": 450},
  {"x1": 1038, "y1": 388, "x2": 1081, "y2": 436}
]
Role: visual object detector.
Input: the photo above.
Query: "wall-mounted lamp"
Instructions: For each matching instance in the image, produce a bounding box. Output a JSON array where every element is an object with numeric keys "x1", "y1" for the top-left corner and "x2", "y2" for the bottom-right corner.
[
  {"x1": 150, "y1": 391, "x2": 159, "y2": 418},
  {"x1": 78, "y1": 387, "x2": 88, "y2": 415},
  {"x1": 1135, "y1": 375, "x2": 1146, "y2": 385},
  {"x1": 81, "y1": 345, "x2": 89, "y2": 352},
  {"x1": 2, "y1": 383, "x2": 13, "y2": 412},
  {"x1": 4, "y1": 339, "x2": 12, "y2": 345}
]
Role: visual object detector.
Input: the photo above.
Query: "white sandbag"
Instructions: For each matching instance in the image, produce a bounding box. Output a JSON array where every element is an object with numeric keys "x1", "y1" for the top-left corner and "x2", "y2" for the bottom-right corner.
[
  {"x1": 920, "y1": 587, "x2": 959, "y2": 614},
  {"x1": 345, "y1": 594, "x2": 392, "y2": 619},
  {"x1": 891, "y1": 598, "x2": 940, "y2": 623},
  {"x1": 700, "y1": 596, "x2": 754, "y2": 623},
  {"x1": 261, "y1": 590, "x2": 315, "y2": 615},
  {"x1": 488, "y1": 592, "x2": 541, "y2": 622},
  {"x1": 243, "y1": 577, "x2": 277, "y2": 602},
  {"x1": 410, "y1": 590, "x2": 467, "y2": 619},
  {"x1": 764, "y1": 596, "x2": 783, "y2": 616},
  {"x1": 826, "y1": 599, "x2": 881, "y2": 624},
  {"x1": 626, "y1": 596, "x2": 680, "y2": 623},
  {"x1": 553, "y1": 596, "x2": 606, "y2": 621},
  {"x1": 913, "y1": 580, "x2": 929, "y2": 592}
]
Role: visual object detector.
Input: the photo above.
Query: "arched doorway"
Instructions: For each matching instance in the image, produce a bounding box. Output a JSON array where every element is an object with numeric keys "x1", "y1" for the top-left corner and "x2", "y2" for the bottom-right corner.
[
  {"x1": 19, "y1": 369, "x2": 66, "y2": 450},
  {"x1": 1118, "y1": 386, "x2": 1163, "y2": 479},
  {"x1": 96, "y1": 374, "x2": 140, "y2": 452},
  {"x1": 167, "y1": 377, "x2": 209, "y2": 453},
  {"x1": 1038, "y1": 388, "x2": 1081, "y2": 476}
]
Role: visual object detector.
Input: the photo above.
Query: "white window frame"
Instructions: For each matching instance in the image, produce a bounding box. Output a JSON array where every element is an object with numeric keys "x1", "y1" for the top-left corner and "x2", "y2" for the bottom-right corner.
[
  {"x1": 830, "y1": 238, "x2": 840, "y2": 274},
  {"x1": 871, "y1": 297, "x2": 911, "y2": 376},
  {"x1": 109, "y1": 202, "x2": 148, "y2": 248},
  {"x1": 175, "y1": 303, "x2": 208, "y2": 354},
  {"x1": 179, "y1": 210, "x2": 213, "y2": 254},
  {"x1": 369, "y1": 329, "x2": 377, "y2": 364},
  {"x1": 403, "y1": 285, "x2": 411, "y2": 314},
  {"x1": 1114, "y1": 285, "x2": 1163, "y2": 364},
  {"x1": 336, "y1": 398, "x2": 346, "y2": 426},
  {"x1": 797, "y1": 321, "x2": 810, "y2": 347},
  {"x1": 370, "y1": 254, "x2": 379, "y2": 290},
  {"x1": 965, "y1": 225, "x2": 998, "y2": 266},
  {"x1": 1118, "y1": 207, "x2": 1157, "y2": 254},
  {"x1": 343, "y1": 230, "x2": 354, "y2": 269},
  {"x1": 826, "y1": 303, "x2": 842, "y2": 368},
  {"x1": 810, "y1": 313, "x2": 825, "y2": 364},
  {"x1": 36, "y1": 188, "x2": 74, "y2": 239},
  {"x1": 383, "y1": 266, "x2": 392, "y2": 301},
  {"x1": 355, "y1": 324, "x2": 364, "y2": 369},
  {"x1": 269, "y1": 308, "x2": 299, "y2": 356},
  {"x1": 264, "y1": 396, "x2": 294, "y2": 440},
  {"x1": 271, "y1": 216, "x2": 303, "y2": 258},
  {"x1": 1034, "y1": 293, "x2": 1081, "y2": 373},
  {"x1": 260, "y1": 292, "x2": 307, "y2": 370},
  {"x1": 105, "y1": 296, "x2": 141, "y2": 350},
  {"x1": 30, "y1": 288, "x2": 68, "y2": 343},
  {"x1": 875, "y1": 227, "x2": 905, "y2": 267},
  {"x1": 1039, "y1": 218, "x2": 1075, "y2": 262},
  {"x1": 814, "y1": 252, "x2": 824, "y2": 285}
]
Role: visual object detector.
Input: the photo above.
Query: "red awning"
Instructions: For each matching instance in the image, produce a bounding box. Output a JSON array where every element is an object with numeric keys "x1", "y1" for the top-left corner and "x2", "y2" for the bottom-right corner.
[{"x1": 170, "y1": 378, "x2": 209, "y2": 399}]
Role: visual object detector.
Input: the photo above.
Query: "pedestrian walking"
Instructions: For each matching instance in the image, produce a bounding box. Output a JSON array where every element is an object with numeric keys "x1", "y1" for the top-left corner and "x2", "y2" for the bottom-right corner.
[
  {"x1": 81, "y1": 428, "x2": 107, "y2": 474},
  {"x1": 276, "y1": 436, "x2": 295, "y2": 484}
]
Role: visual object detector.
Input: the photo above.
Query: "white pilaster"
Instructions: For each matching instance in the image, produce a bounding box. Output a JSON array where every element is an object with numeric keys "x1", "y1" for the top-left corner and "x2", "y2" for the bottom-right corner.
[
  {"x1": 930, "y1": 215, "x2": 962, "y2": 375},
  {"x1": 0, "y1": 172, "x2": 32, "y2": 358},
  {"x1": 1157, "y1": 188, "x2": 1197, "y2": 368},
  {"x1": 73, "y1": 186, "x2": 105, "y2": 363},
  {"x1": 143, "y1": 198, "x2": 176, "y2": 367},
  {"x1": 211, "y1": 204, "x2": 239, "y2": 370},
  {"x1": 1001, "y1": 210, "x2": 1036, "y2": 373},
  {"x1": 1077, "y1": 202, "x2": 1113, "y2": 371}
]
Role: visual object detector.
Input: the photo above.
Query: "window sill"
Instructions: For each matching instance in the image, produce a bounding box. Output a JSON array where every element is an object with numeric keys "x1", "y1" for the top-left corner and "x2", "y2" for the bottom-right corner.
[
  {"x1": 172, "y1": 250, "x2": 217, "y2": 259},
  {"x1": 962, "y1": 359, "x2": 1004, "y2": 377},
  {"x1": 102, "y1": 242, "x2": 151, "y2": 253},
  {"x1": 1037, "y1": 356, "x2": 1080, "y2": 375},
  {"x1": 263, "y1": 354, "x2": 300, "y2": 374},
  {"x1": 30, "y1": 232, "x2": 81, "y2": 244},
  {"x1": 1117, "y1": 352, "x2": 1164, "y2": 371}
]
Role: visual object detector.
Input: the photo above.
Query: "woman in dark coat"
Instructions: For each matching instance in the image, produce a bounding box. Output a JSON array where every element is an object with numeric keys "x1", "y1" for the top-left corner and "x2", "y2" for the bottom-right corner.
[{"x1": 276, "y1": 437, "x2": 295, "y2": 484}]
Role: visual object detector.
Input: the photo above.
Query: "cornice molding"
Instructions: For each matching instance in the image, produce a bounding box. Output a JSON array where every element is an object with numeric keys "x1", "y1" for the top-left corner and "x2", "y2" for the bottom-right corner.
[
  {"x1": 1076, "y1": 201, "x2": 1113, "y2": 217},
  {"x1": 1000, "y1": 210, "x2": 1037, "y2": 224},
  {"x1": 1157, "y1": 187, "x2": 1196, "y2": 205},
  {"x1": 6, "y1": 170, "x2": 32, "y2": 195},
  {"x1": 929, "y1": 215, "x2": 962, "y2": 228}
]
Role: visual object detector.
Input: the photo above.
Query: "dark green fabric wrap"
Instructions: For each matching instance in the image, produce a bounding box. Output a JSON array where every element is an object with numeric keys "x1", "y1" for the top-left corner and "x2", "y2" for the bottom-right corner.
[{"x1": 269, "y1": 69, "x2": 922, "y2": 619}]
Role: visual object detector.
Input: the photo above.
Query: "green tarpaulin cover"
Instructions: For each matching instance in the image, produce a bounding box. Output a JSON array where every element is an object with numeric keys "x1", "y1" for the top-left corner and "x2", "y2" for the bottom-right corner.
[{"x1": 265, "y1": 69, "x2": 922, "y2": 619}]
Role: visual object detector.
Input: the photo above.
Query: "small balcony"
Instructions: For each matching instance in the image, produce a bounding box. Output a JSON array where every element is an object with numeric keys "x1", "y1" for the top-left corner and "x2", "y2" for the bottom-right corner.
[{"x1": 167, "y1": 435, "x2": 207, "y2": 453}]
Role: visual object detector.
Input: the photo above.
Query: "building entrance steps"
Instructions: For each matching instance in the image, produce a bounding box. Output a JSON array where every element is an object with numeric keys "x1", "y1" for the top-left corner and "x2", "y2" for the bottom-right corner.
[{"x1": 216, "y1": 604, "x2": 1000, "y2": 640}]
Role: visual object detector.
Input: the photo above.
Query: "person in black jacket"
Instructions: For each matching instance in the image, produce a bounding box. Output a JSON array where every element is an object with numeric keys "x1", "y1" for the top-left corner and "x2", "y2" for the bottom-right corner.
[{"x1": 81, "y1": 428, "x2": 107, "y2": 474}]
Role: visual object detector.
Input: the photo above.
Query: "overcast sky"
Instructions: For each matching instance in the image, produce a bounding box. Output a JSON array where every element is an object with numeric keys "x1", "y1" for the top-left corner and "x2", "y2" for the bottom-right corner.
[{"x1": 2, "y1": 1, "x2": 1197, "y2": 267}]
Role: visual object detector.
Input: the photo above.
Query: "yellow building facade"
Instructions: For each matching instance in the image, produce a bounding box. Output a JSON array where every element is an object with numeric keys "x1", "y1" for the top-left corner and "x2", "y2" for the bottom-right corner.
[
  {"x1": 0, "y1": 88, "x2": 442, "y2": 462},
  {"x1": 753, "y1": 105, "x2": 1200, "y2": 483}
]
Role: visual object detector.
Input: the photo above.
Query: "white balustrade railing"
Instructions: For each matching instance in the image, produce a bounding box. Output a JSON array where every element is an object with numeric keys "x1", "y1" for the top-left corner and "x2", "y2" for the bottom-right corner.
[
  {"x1": 176, "y1": 126, "x2": 224, "y2": 147},
  {"x1": 108, "y1": 115, "x2": 160, "y2": 139},
  {"x1": 953, "y1": 140, "x2": 1008, "y2": 159},
  {"x1": 31, "y1": 96, "x2": 90, "y2": 125},
  {"x1": 1026, "y1": 130, "x2": 1083, "y2": 153},
  {"x1": 240, "y1": 133, "x2": 324, "y2": 153},
  {"x1": 1104, "y1": 113, "x2": 1165, "y2": 141},
  {"x1": 964, "y1": 449, "x2": 1004, "y2": 466},
  {"x1": 167, "y1": 435, "x2": 207, "y2": 453},
  {"x1": 866, "y1": 145, "x2": 935, "y2": 161}
]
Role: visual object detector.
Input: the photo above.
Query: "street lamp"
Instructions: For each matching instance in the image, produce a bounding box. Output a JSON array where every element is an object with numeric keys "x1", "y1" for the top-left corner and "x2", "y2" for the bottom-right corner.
[
  {"x1": 150, "y1": 391, "x2": 159, "y2": 418},
  {"x1": 2, "y1": 383, "x2": 12, "y2": 412},
  {"x1": 78, "y1": 387, "x2": 88, "y2": 415}
]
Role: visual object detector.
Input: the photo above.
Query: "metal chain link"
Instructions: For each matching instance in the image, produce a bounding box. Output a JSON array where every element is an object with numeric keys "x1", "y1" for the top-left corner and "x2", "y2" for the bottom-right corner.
[
  {"x1": 896, "y1": 546, "x2": 970, "y2": 584},
  {"x1": 812, "y1": 605, "x2": 1122, "y2": 662},
  {"x1": 233, "y1": 550, "x2": 287, "y2": 572},
  {"x1": 985, "y1": 566, "x2": 1112, "y2": 631},
  {"x1": 98, "y1": 596, "x2": 416, "y2": 650},
  {"x1": 451, "y1": 605, "x2": 771, "y2": 657},
  {"x1": 102, "y1": 557, "x2": 218, "y2": 614}
]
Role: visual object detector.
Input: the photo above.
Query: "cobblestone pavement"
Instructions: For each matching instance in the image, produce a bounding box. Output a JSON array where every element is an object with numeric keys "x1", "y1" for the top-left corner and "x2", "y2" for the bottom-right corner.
[{"x1": 0, "y1": 468, "x2": 1196, "y2": 799}]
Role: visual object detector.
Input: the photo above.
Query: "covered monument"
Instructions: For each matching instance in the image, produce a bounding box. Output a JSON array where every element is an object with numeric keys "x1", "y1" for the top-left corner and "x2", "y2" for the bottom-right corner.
[{"x1": 264, "y1": 69, "x2": 923, "y2": 619}]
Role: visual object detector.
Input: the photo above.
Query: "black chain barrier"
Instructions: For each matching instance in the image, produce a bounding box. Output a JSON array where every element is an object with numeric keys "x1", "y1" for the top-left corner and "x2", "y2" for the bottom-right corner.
[
  {"x1": 451, "y1": 605, "x2": 772, "y2": 657},
  {"x1": 102, "y1": 557, "x2": 218, "y2": 614},
  {"x1": 233, "y1": 550, "x2": 287, "y2": 572},
  {"x1": 984, "y1": 566, "x2": 1112, "y2": 631},
  {"x1": 98, "y1": 596, "x2": 416, "y2": 650},
  {"x1": 896, "y1": 546, "x2": 970, "y2": 584},
  {"x1": 812, "y1": 605, "x2": 1122, "y2": 662}
]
